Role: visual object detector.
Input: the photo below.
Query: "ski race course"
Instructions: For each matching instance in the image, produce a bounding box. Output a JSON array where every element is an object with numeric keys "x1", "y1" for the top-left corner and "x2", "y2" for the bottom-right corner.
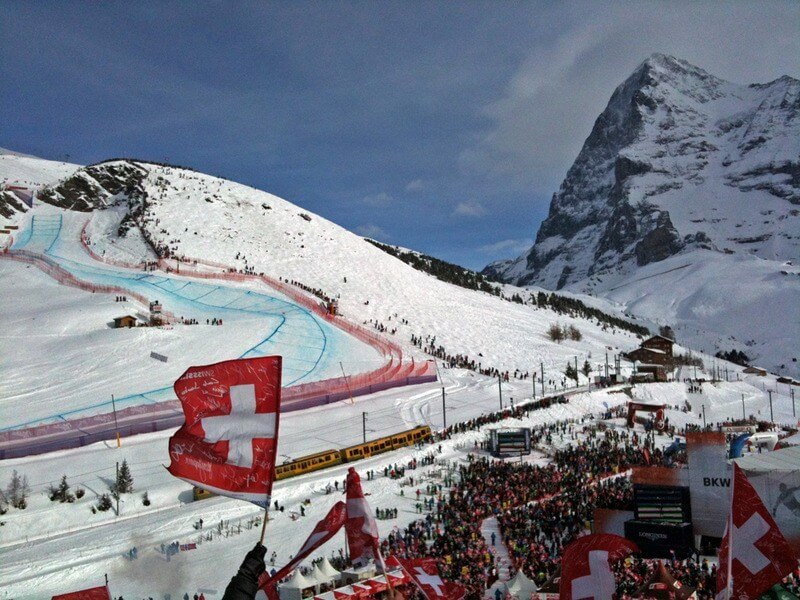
[{"x1": 0, "y1": 210, "x2": 436, "y2": 458}]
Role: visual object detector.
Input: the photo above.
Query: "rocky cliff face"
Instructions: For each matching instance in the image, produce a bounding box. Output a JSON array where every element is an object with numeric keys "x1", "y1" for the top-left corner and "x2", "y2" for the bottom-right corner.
[{"x1": 485, "y1": 54, "x2": 800, "y2": 289}]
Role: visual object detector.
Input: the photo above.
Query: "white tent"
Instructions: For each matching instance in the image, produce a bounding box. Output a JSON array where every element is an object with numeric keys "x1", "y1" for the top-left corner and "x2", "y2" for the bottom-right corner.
[
  {"x1": 505, "y1": 570, "x2": 538, "y2": 599},
  {"x1": 319, "y1": 557, "x2": 341, "y2": 581},
  {"x1": 279, "y1": 569, "x2": 317, "y2": 600},
  {"x1": 312, "y1": 562, "x2": 335, "y2": 590}
]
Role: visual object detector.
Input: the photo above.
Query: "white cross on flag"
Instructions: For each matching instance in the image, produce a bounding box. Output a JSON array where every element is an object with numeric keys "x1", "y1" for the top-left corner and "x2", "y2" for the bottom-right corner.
[
  {"x1": 559, "y1": 534, "x2": 639, "y2": 600},
  {"x1": 395, "y1": 557, "x2": 466, "y2": 600},
  {"x1": 716, "y1": 463, "x2": 797, "y2": 600},
  {"x1": 167, "y1": 356, "x2": 282, "y2": 507}
]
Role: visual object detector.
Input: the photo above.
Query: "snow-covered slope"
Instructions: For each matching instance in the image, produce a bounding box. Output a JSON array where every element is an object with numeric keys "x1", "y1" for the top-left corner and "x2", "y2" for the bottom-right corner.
[
  {"x1": 0, "y1": 149, "x2": 78, "y2": 219},
  {"x1": 74, "y1": 159, "x2": 648, "y2": 380},
  {"x1": 484, "y1": 54, "x2": 800, "y2": 376}
]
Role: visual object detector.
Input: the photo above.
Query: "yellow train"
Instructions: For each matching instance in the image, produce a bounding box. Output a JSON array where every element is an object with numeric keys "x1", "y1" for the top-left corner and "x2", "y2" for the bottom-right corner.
[{"x1": 193, "y1": 425, "x2": 431, "y2": 500}]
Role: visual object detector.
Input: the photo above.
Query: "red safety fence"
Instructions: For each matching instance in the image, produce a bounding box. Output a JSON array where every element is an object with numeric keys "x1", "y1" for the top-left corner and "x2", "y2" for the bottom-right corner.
[{"x1": 0, "y1": 219, "x2": 436, "y2": 458}]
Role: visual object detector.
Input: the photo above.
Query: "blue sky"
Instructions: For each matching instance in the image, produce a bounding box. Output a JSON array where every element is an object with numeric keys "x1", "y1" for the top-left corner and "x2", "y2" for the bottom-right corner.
[{"x1": 2, "y1": 1, "x2": 798, "y2": 269}]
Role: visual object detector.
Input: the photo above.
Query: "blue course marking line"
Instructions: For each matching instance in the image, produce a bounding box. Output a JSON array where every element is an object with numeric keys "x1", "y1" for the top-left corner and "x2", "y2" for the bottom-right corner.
[
  {"x1": 186, "y1": 286, "x2": 221, "y2": 301},
  {"x1": 43, "y1": 215, "x2": 63, "y2": 255},
  {"x1": 4, "y1": 216, "x2": 341, "y2": 428}
]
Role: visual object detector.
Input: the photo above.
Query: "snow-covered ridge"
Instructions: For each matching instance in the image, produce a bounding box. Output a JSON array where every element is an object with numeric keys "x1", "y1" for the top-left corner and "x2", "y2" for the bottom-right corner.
[{"x1": 2, "y1": 151, "x2": 651, "y2": 391}]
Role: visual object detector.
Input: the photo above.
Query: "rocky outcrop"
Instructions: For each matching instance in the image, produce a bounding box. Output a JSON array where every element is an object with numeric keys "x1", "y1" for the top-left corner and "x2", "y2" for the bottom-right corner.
[{"x1": 484, "y1": 54, "x2": 800, "y2": 289}]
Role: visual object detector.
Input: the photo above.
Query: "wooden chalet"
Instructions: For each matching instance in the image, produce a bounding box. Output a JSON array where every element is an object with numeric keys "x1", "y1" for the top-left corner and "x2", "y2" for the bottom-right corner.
[
  {"x1": 743, "y1": 366, "x2": 768, "y2": 376},
  {"x1": 113, "y1": 315, "x2": 138, "y2": 328},
  {"x1": 624, "y1": 335, "x2": 674, "y2": 368}
]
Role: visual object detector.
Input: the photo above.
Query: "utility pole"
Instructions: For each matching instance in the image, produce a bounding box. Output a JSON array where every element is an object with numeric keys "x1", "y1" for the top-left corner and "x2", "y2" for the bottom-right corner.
[
  {"x1": 362, "y1": 412, "x2": 367, "y2": 444},
  {"x1": 742, "y1": 394, "x2": 746, "y2": 421},
  {"x1": 111, "y1": 394, "x2": 120, "y2": 448},
  {"x1": 532, "y1": 369, "x2": 536, "y2": 400},
  {"x1": 498, "y1": 375, "x2": 503, "y2": 410},
  {"x1": 791, "y1": 388, "x2": 796, "y2": 418},
  {"x1": 702, "y1": 404, "x2": 707, "y2": 429},
  {"x1": 541, "y1": 362, "x2": 545, "y2": 397},
  {"x1": 768, "y1": 390, "x2": 774, "y2": 424},
  {"x1": 442, "y1": 388, "x2": 447, "y2": 430},
  {"x1": 605, "y1": 352, "x2": 609, "y2": 380}
]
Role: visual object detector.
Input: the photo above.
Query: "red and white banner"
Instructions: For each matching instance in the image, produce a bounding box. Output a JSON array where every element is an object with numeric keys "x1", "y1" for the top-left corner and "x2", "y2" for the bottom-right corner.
[
  {"x1": 168, "y1": 356, "x2": 282, "y2": 507},
  {"x1": 259, "y1": 501, "x2": 349, "y2": 593},
  {"x1": 52, "y1": 585, "x2": 111, "y2": 600},
  {"x1": 395, "y1": 557, "x2": 466, "y2": 600},
  {"x1": 716, "y1": 463, "x2": 797, "y2": 600},
  {"x1": 345, "y1": 467, "x2": 380, "y2": 567},
  {"x1": 559, "y1": 534, "x2": 639, "y2": 600}
]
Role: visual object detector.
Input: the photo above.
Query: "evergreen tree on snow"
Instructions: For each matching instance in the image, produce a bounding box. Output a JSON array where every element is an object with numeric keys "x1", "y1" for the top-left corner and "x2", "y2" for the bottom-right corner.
[{"x1": 116, "y1": 459, "x2": 133, "y2": 494}]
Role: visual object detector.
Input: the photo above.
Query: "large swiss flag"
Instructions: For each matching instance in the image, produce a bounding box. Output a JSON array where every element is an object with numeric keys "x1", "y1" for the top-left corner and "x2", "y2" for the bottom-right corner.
[
  {"x1": 716, "y1": 463, "x2": 797, "y2": 600},
  {"x1": 167, "y1": 356, "x2": 282, "y2": 507}
]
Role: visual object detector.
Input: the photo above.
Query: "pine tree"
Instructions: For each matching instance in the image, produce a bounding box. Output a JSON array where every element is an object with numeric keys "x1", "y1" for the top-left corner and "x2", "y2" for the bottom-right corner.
[
  {"x1": 582, "y1": 360, "x2": 592, "y2": 378},
  {"x1": 116, "y1": 459, "x2": 133, "y2": 494},
  {"x1": 6, "y1": 470, "x2": 29, "y2": 509},
  {"x1": 565, "y1": 362, "x2": 578, "y2": 383},
  {"x1": 97, "y1": 493, "x2": 113, "y2": 512},
  {"x1": 51, "y1": 475, "x2": 75, "y2": 503}
]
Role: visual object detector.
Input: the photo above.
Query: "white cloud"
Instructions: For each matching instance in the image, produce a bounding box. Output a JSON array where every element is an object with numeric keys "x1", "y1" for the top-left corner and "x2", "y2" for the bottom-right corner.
[
  {"x1": 453, "y1": 200, "x2": 487, "y2": 217},
  {"x1": 361, "y1": 192, "x2": 393, "y2": 206},
  {"x1": 478, "y1": 238, "x2": 534, "y2": 256},
  {"x1": 459, "y1": 1, "x2": 800, "y2": 197},
  {"x1": 356, "y1": 223, "x2": 391, "y2": 240},
  {"x1": 405, "y1": 179, "x2": 425, "y2": 192}
]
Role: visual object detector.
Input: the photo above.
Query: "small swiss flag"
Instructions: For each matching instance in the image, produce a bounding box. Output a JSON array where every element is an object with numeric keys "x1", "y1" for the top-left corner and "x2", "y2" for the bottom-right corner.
[
  {"x1": 715, "y1": 463, "x2": 797, "y2": 600},
  {"x1": 395, "y1": 557, "x2": 466, "y2": 600}
]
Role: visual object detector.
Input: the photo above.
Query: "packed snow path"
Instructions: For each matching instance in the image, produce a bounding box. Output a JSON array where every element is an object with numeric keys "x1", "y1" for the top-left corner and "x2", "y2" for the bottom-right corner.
[
  {"x1": 3, "y1": 213, "x2": 382, "y2": 428},
  {"x1": 482, "y1": 516, "x2": 511, "y2": 598}
]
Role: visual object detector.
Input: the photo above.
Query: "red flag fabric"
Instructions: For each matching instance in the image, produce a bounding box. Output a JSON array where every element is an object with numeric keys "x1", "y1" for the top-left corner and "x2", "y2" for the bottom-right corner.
[
  {"x1": 396, "y1": 557, "x2": 466, "y2": 600},
  {"x1": 258, "y1": 501, "x2": 348, "y2": 592},
  {"x1": 716, "y1": 463, "x2": 797, "y2": 600},
  {"x1": 345, "y1": 467, "x2": 380, "y2": 567},
  {"x1": 559, "y1": 533, "x2": 639, "y2": 600},
  {"x1": 52, "y1": 585, "x2": 110, "y2": 600},
  {"x1": 167, "y1": 356, "x2": 282, "y2": 507}
]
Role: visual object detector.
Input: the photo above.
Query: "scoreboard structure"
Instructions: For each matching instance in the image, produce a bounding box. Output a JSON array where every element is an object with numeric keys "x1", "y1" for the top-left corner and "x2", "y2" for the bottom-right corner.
[
  {"x1": 633, "y1": 484, "x2": 691, "y2": 523},
  {"x1": 626, "y1": 483, "x2": 694, "y2": 558},
  {"x1": 488, "y1": 428, "x2": 531, "y2": 457}
]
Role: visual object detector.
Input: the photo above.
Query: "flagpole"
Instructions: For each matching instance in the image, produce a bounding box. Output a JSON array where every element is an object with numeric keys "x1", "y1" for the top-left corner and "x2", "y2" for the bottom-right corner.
[
  {"x1": 260, "y1": 506, "x2": 270, "y2": 544},
  {"x1": 726, "y1": 465, "x2": 734, "y2": 600},
  {"x1": 376, "y1": 548, "x2": 396, "y2": 600}
]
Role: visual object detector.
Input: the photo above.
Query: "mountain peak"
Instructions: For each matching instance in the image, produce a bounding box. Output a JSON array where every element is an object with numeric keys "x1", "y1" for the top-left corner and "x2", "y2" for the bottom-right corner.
[{"x1": 485, "y1": 54, "x2": 799, "y2": 289}]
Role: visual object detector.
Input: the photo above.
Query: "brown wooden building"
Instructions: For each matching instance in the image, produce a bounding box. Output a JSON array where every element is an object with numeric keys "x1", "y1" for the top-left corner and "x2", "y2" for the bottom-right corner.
[
  {"x1": 113, "y1": 315, "x2": 138, "y2": 328},
  {"x1": 640, "y1": 335, "x2": 674, "y2": 357},
  {"x1": 624, "y1": 335, "x2": 675, "y2": 367}
]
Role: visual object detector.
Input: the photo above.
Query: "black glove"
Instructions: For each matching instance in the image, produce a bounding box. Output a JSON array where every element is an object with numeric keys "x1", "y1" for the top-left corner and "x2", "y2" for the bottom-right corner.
[{"x1": 222, "y1": 543, "x2": 267, "y2": 600}]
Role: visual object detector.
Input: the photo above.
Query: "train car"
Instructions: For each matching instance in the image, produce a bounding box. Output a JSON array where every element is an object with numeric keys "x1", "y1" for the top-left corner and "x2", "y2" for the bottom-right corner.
[
  {"x1": 192, "y1": 425, "x2": 432, "y2": 500},
  {"x1": 275, "y1": 449, "x2": 342, "y2": 480},
  {"x1": 341, "y1": 425, "x2": 432, "y2": 462}
]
